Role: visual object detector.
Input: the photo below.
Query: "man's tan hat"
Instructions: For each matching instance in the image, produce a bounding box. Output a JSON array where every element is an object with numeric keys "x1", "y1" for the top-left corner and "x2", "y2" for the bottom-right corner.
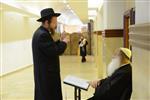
[{"x1": 120, "y1": 48, "x2": 132, "y2": 59}]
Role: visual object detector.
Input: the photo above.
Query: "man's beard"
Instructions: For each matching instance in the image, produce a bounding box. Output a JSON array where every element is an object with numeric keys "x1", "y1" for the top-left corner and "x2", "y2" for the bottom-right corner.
[
  {"x1": 107, "y1": 56, "x2": 121, "y2": 76},
  {"x1": 49, "y1": 28, "x2": 55, "y2": 35},
  {"x1": 49, "y1": 25, "x2": 57, "y2": 35}
]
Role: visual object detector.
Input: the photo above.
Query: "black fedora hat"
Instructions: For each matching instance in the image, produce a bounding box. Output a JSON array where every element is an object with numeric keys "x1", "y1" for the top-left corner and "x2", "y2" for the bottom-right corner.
[{"x1": 37, "y1": 8, "x2": 61, "y2": 22}]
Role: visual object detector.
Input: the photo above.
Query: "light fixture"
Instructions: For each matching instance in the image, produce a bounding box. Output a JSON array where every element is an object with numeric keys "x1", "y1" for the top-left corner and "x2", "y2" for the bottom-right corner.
[
  {"x1": 63, "y1": 0, "x2": 67, "y2": 4},
  {"x1": 88, "y1": 0, "x2": 103, "y2": 8},
  {"x1": 67, "y1": 4, "x2": 70, "y2": 8}
]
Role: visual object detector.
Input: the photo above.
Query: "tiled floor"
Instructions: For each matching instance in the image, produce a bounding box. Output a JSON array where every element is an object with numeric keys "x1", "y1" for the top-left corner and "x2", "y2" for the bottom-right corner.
[{"x1": 1, "y1": 56, "x2": 98, "y2": 100}]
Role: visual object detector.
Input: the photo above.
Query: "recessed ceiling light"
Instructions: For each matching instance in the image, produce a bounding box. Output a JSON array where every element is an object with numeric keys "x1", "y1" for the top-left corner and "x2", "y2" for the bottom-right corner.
[
  {"x1": 63, "y1": 0, "x2": 67, "y2": 3},
  {"x1": 67, "y1": 4, "x2": 71, "y2": 10},
  {"x1": 67, "y1": 4, "x2": 70, "y2": 8},
  {"x1": 88, "y1": 0, "x2": 104, "y2": 9}
]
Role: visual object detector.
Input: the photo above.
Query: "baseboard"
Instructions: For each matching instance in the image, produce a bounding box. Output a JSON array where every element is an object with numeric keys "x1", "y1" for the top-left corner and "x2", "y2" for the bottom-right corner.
[{"x1": 0, "y1": 64, "x2": 33, "y2": 78}]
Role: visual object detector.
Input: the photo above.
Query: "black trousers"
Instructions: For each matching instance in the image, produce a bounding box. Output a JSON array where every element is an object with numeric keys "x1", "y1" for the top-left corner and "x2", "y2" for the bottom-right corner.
[{"x1": 81, "y1": 56, "x2": 86, "y2": 62}]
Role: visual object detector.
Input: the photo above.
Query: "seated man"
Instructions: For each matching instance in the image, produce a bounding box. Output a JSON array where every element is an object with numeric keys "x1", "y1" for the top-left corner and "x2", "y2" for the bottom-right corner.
[{"x1": 88, "y1": 48, "x2": 132, "y2": 100}]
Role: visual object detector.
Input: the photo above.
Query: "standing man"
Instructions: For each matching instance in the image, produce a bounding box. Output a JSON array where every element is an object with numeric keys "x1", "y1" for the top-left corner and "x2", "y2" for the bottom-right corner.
[
  {"x1": 32, "y1": 8, "x2": 69, "y2": 100},
  {"x1": 79, "y1": 36, "x2": 88, "y2": 62}
]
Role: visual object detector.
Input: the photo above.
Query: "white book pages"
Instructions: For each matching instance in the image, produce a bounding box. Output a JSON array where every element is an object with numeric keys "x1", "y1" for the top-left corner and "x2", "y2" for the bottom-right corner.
[{"x1": 63, "y1": 75, "x2": 90, "y2": 90}]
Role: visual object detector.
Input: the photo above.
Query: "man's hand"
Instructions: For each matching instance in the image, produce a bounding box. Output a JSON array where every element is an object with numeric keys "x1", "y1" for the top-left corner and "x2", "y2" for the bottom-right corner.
[
  {"x1": 60, "y1": 34, "x2": 67, "y2": 40},
  {"x1": 89, "y1": 80, "x2": 100, "y2": 88},
  {"x1": 62, "y1": 36, "x2": 70, "y2": 43},
  {"x1": 60, "y1": 34, "x2": 70, "y2": 43}
]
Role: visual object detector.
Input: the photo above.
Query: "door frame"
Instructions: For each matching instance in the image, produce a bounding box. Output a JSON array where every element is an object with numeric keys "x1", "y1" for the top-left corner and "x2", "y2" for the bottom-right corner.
[{"x1": 123, "y1": 8, "x2": 135, "y2": 48}]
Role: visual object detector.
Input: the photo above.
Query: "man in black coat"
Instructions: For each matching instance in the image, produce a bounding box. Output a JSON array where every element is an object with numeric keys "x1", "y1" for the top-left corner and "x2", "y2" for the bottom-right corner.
[
  {"x1": 88, "y1": 48, "x2": 132, "y2": 100},
  {"x1": 32, "y1": 8, "x2": 69, "y2": 100},
  {"x1": 79, "y1": 36, "x2": 88, "y2": 62}
]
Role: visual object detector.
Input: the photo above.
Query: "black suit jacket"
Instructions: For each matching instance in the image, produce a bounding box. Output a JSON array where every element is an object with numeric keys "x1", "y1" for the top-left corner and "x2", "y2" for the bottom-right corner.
[
  {"x1": 88, "y1": 64, "x2": 132, "y2": 100},
  {"x1": 32, "y1": 26, "x2": 67, "y2": 100},
  {"x1": 79, "y1": 40, "x2": 88, "y2": 56}
]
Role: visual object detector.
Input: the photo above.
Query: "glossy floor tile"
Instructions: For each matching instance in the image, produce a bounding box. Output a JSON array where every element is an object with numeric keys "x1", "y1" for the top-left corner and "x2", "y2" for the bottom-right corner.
[{"x1": 1, "y1": 56, "x2": 99, "y2": 100}]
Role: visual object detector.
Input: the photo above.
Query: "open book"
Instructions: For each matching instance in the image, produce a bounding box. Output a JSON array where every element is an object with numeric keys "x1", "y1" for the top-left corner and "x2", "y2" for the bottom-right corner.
[{"x1": 63, "y1": 75, "x2": 90, "y2": 91}]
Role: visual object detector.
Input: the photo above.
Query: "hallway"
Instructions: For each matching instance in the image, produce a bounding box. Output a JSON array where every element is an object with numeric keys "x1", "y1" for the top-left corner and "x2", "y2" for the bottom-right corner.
[
  {"x1": 0, "y1": 0, "x2": 150, "y2": 100},
  {"x1": 1, "y1": 56, "x2": 97, "y2": 100}
]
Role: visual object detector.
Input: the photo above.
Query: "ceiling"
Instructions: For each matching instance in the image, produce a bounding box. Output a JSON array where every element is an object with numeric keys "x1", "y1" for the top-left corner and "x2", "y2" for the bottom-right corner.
[
  {"x1": 68, "y1": 0, "x2": 88, "y2": 23},
  {"x1": 1, "y1": 0, "x2": 88, "y2": 25}
]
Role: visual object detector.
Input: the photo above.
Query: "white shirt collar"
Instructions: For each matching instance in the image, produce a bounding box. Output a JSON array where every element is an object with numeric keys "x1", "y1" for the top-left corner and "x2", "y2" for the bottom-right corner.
[{"x1": 120, "y1": 63, "x2": 130, "y2": 67}]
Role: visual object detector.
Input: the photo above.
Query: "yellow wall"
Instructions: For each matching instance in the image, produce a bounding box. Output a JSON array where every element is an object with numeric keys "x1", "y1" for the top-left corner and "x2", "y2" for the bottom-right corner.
[
  {"x1": 97, "y1": 35, "x2": 106, "y2": 78},
  {"x1": 0, "y1": 5, "x2": 40, "y2": 43},
  {"x1": 129, "y1": 23, "x2": 150, "y2": 100},
  {"x1": 125, "y1": 0, "x2": 135, "y2": 10},
  {"x1": 103, "y1": 37, "x2": 123, "y2": 66},
  {"x1": 132, "y1": 47, "x2": 150, "y2": 100},
  {"x1": 93, "y1": 6, "x2": 104, "y2": 31},
  {"x1": 103, "y1": 1, "x2": 126, "y2": 29},
  {"x1": 0, "y1": 3, "x2": 40, "y2": 75},
  {"x1": 92, "y1": 34, "x2": 98, "y2": 61},
  {"x1": 92, "y1": 34, "x2": 104, "y2": 78}
]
